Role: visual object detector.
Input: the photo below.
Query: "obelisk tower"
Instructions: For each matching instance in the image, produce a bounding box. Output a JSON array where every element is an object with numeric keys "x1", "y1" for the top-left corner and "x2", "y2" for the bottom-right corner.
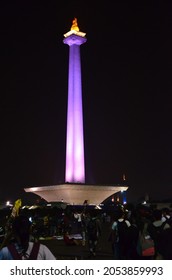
[{"x1": 63, "y1": 18, "x2": 87, "y2": 183}]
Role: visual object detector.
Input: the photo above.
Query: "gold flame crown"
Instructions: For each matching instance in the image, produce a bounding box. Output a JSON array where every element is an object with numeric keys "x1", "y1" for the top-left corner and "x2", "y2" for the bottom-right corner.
[
  {"x1": 71, "y1": 18, "x2": 79, "y2": 32},
  {"x1": 64, "y1": 18, "x2": 86, "y2": 38}
]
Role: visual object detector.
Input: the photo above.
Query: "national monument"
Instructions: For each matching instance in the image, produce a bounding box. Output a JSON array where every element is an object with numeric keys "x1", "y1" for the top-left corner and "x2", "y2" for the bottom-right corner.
[{"x1": 24, "y1": 19, "x2": 128, "y2": 205}]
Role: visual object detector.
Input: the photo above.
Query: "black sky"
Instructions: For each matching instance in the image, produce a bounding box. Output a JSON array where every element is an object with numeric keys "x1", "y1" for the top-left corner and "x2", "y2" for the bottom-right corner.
[{"x1": 0, "y1": 1, "x2": 172, "y2": 204}]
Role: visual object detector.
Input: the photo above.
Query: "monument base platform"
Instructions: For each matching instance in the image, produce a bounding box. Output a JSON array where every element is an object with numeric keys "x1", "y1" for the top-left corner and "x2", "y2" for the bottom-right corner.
[{"x1": 24, "y1": 183, "x2": 128, "y2": 205}]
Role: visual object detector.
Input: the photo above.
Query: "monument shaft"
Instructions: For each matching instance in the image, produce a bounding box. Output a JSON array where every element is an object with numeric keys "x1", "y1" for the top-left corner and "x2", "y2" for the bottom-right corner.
[{"x1": 63, "y1": 20, "x2": 87, "y2": 183}]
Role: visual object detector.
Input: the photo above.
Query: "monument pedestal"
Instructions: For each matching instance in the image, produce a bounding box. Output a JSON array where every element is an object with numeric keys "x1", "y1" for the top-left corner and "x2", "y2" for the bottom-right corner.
[{"x1": 24, "y1": 183, "x2": 128, "y2": 205}]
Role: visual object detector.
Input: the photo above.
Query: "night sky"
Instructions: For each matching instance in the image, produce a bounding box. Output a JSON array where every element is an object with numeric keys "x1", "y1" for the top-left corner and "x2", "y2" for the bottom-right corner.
[{"x1": 0, "y1": 1, "x2": 172, "y2": 204}]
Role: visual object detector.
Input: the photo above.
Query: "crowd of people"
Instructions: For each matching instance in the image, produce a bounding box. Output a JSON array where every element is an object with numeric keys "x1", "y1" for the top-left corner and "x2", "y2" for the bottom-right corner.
[
  {"x1": 0, "y1": 202, "x2": 172, "y2": 260},
  {"x1": 108, "y1": 206, "x2": 172, "y2": 260}
]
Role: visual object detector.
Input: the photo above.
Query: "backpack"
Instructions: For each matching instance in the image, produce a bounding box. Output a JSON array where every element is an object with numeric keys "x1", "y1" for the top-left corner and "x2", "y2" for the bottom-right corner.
[
  {"x1": 7, "y1": 242, "x2": 40, "y2": 260},
  {"x1": 110, "y1": 220, "x2": 129, "y2": 244},
  {"x1": 148, "y1": 222, "x2": 166, "y2": 255},
  {"x1": 116, "y1": 220, "x2": 129, "y2": 242},
  {"x1": 137, "y1": 231, "x2": 155, "y2": 257},
  {"x1": 164, "y1": 216, "x2": 172, "y2": 227}
]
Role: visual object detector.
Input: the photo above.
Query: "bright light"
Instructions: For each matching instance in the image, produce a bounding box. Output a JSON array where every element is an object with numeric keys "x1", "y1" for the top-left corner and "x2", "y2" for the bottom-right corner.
[
  {"x1": 95, "y1": 205, "x2": 102, "y2": 210},
  {"x1": 64, "y1": 29, "x2": 87, "y2": 183},
  {"x1": 6, "y1": 201, "x2": 13, "y2": 207}
]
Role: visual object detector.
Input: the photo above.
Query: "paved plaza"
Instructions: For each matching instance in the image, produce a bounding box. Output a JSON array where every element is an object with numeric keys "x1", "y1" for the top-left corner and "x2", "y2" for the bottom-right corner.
[{"x1": 41, "y1": 221, "x2": 113, "y2": 260}]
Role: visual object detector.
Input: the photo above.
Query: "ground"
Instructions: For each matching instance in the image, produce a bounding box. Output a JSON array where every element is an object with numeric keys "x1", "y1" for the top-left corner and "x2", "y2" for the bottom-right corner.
[{"x1": 41, "y1": 221, "x2": 113, "y2": 260}]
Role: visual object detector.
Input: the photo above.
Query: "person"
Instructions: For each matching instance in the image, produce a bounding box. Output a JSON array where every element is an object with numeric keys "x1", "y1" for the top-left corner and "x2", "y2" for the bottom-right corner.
[
  {"x1": 147, "y1": 209, "x2": 170, "y2": 259},
  {"x1": 86, "y1": 211, "x2": 101, "y2": 257},
  {"x1": 128, "y1": 214, "x2": 140, "y2": 259},
  {"x1": 158, "y1": 226, "x2": 172, "y2": 259},
  {"x1": 111, "y1": 209, "x2": 131, "y2": 259},
  {"x1": 0, "y1": 215, "x2": 56, "y2": 260},
  {"x1": 136, "y1": 218, "x2": 155, "y2": 259},
  {"x1": 74, "y1": 211, "x2": 83, "y2": 233},
  {"x1": 49, "y1": 210, "x2": 58, "y2": 237}
]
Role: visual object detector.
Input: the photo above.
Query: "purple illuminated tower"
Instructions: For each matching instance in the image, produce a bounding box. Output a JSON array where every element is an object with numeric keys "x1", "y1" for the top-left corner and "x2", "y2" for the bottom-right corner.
[
  {"x1": 24, "y1": 19, "x2": 129, "y2": 205},
  {"x1": 63, "y1": 18, "x2": 87, "y2": 183}
]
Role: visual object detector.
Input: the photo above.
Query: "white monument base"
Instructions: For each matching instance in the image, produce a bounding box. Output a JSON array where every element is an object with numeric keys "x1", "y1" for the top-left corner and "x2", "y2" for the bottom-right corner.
[{"x1": 24, "y1": 183, "x2": 128, "y2": 205}]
